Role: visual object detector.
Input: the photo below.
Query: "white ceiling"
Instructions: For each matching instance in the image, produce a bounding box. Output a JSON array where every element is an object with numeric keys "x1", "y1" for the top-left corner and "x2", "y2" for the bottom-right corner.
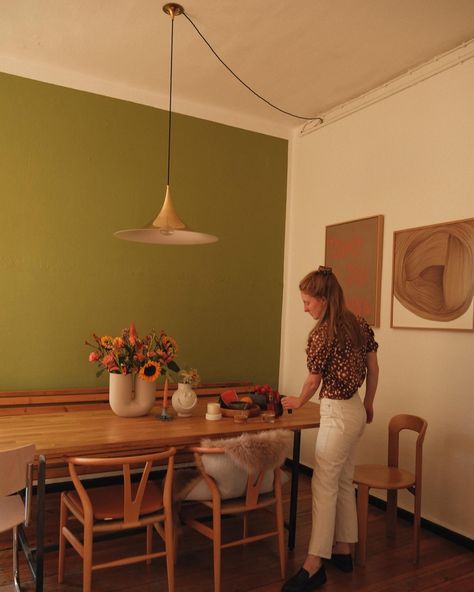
[{"x1": 1, "y1": 0, "x2": 473, "y2": 137}]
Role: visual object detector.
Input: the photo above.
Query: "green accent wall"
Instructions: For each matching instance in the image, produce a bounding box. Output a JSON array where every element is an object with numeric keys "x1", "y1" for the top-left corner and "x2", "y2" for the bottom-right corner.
[{"x1": 0, "y1": 73, "x2": 288, "y2": 390}]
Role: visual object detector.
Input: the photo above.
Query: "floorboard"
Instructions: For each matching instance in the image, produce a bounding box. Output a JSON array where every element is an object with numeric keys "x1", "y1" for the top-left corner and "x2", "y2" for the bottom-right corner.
[{"x1": 0, "y1": 472, "x2": 472, "y2": 591}]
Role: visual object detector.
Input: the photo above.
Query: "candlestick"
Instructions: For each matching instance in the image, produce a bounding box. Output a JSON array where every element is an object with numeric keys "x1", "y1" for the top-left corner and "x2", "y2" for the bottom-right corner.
[
  {"x1": 158, "y1": 376, "x2": 172, "y2": 421},
  {"x1": 163, "y1": 377, "x2": 169, "y2": 409}
]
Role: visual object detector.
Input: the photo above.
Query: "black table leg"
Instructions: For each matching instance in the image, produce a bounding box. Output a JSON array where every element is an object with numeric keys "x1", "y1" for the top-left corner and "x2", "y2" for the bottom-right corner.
[
  {"x1": 34, "y1": 455, "x2": 46, "y2": 592},
  {"x1": 288, "y1": 430, "x2": 301, "y2": 550}
]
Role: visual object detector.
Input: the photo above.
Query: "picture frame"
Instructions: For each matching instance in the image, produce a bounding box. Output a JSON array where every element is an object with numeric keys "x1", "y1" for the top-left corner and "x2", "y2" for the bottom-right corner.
[
  {"x1": 391, "y1": 217, "x2": 474, "y2": 331},
  {"x1": 325, "y1": 215, "x2": 384, "y2": 327}
]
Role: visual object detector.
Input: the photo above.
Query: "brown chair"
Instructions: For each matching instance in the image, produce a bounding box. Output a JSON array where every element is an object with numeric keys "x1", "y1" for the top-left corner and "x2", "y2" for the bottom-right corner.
[
  {"x1": 180, "y1": 432, "x2": 288, "y2": 592},
  {"x1": 58, "y1": 447, "x2": 176, "y2": 592},
  {"x1": 0, "y1": 443, "x2": 35, "y2": 592},
  {"x1": 353, "y1": 414, "x2": 427, "y2": 566}
]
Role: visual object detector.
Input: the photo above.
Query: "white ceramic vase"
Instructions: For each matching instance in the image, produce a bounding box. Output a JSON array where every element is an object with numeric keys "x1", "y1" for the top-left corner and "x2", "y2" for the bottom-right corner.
[
  {"x1": 109, "y1": 373, "x2": 156, "y2": 417},
  {"x1": 171, "y1": 383, "x2": 198, "y2": 417}
]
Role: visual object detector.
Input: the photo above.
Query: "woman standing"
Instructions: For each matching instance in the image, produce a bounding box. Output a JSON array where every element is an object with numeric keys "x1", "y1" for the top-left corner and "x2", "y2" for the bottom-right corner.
[{"x1": 281, "y1": 266, "x2": 379, "y2": 592}]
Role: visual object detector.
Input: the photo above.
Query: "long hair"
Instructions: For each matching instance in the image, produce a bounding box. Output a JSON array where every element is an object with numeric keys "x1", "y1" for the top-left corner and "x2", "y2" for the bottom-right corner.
[{"x1": 299, "y1": 266, "x2": 365, "y2": 349}]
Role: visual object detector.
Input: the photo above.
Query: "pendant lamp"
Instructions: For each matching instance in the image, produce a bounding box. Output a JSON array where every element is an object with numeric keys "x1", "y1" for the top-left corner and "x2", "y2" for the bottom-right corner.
[{"x1": 115, "y1": 3, "x2": 218, "y2": 245}]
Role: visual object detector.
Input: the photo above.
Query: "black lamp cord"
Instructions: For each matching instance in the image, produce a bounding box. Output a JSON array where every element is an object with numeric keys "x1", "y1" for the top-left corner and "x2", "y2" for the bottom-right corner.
[
  {"x1": 182, "y1": 11, "x2": 323, "y2": 124},
  {"x1": 166, "y1": 15, "x2": 176, "y2": 186}
]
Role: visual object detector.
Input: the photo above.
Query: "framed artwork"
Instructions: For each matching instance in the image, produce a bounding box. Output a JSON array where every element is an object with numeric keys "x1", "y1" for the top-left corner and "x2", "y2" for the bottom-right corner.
[
  {"x1": 325, "y1": 215, "x2": 384, "y2": 327},
  {"x1": 391, "y1": 217, "x2": 474, "y2": 331}
]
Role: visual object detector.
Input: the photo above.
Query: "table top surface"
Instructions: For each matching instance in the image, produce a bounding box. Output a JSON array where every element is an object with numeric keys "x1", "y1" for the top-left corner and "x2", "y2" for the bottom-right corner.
[{"x1": 0, "y1": 399, "x2": 320, "y2": 467}]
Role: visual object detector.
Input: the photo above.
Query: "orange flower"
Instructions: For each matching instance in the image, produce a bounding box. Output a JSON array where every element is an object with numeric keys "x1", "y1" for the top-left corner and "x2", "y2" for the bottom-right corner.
[{"x1": 129, "y1": 322, "x2": 137, "y2": 346}]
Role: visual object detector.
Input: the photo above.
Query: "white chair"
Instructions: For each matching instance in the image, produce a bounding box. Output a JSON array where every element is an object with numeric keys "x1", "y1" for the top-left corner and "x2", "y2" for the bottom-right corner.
[{"x1": 0, "y1": 443, "x2": 36, "y2": 592}]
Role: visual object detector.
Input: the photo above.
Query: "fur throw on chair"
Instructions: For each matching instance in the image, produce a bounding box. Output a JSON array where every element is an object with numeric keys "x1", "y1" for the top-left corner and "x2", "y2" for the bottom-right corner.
[
  {"x1": 201, "y1": 429, "x2": 292, "y2": 473},
  {"x1": 174, "y1": 430, "x2": 292, "y2": 502}
]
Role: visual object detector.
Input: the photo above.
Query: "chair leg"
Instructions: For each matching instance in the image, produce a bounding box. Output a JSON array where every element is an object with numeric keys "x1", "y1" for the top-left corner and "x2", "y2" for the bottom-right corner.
[
  {"x1": 212, "y1": 507, "x2": 222, "y2": 592},
  {"x1": 356, "y1": 484, "x2": 369, "y2": 567},
  {"x1": 83, "y1": 527, "x2": 93, "y2": 592},
  {"x1": 413, "y1": 486, "x2": 422, "y2": 564},
  {"x1": 164, "y1": 515, "x2": 175, "y2": 592},
  {"x1": 58, "y1": 494, "x2": 68, "y2": 583},
  {"x1": 146, "y1": 524, "x2": 153, "y2": 565},
  {"x1": 386, "y1": 489, "x2": 398, "y2": 537},
  {"x1": 13, "y1": 525, "x2": 21, "y2": 592},
  {"x1": 275, "y1": 496, "x2": 286, "y2": 579},
  {"x1": 243, "y1": 512, "x2": 248, "y2": 540}
]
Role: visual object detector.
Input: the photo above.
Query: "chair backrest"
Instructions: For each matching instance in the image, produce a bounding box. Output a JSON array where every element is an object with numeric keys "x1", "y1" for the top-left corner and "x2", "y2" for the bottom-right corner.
[
  {"x1": 0, "y1": 443, "x2": 35, "y2": 497},
  {"x1": 189, "y1": 430, "x2": 291, "y2": 506},
  {"x1": 66, "y1": 447, "x2": 176, "y2": 523},
  {"x1": 191, "y1": 447, "x2": 276, "y2": 507},
  {"x1": 388, "y1": 414, "x2": 428, "y2": 483}
]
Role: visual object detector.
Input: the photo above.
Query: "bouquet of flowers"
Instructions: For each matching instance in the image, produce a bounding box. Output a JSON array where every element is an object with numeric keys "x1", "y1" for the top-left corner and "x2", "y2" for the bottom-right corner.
[
  {"x1": 138, "y1": 329, "x2": 180, "y2": 382},
  {"x1": 86, "y1": 323, "x2": 180, "y2": 382},
  {"x1": 178, "y1": 368, "x2": 200, "y2": 386}
]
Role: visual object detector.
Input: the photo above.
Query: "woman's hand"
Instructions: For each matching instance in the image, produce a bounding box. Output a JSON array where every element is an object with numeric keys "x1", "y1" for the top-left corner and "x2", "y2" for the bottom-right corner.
[
  {"x1": 282, "y1": 373, "x2": 321, "y2": 411},
  {"x1": 364, "y1": 402, "x2": 374, "y2": 423},
  {"x1": 282, "y1": 396, "x2": 303, "y2": 410},
  {"x1": 364, "y1": 352, "x2": 378, "y2": 425}
]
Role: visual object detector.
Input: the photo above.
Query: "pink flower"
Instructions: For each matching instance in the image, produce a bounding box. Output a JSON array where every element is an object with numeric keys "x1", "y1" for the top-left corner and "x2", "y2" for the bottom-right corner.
[
  {"x1": 103, "y1": 353, "x2": 115, "y2": 369},
  {"x1": 88, "y1": 351, "x2": 100, "y2": 363}
]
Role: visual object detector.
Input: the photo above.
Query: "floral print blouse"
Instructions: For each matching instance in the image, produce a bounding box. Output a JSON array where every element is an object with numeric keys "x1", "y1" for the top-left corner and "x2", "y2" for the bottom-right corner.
[{"x1": 306, "y1": 317, "x2": 378, "y2": 400}]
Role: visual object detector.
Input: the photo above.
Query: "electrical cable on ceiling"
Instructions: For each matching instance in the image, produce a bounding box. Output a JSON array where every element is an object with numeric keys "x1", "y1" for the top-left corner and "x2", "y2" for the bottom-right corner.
[{"x1": 182, "y1": 10, "x2": 324, "y2": 124}]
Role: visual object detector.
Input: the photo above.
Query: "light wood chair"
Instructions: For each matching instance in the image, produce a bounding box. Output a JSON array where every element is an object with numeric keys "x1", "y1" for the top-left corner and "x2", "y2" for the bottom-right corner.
[
  {"x1": 0, "y1": 443, "x2": 36, "y2": 592},
  {"x1": 181, "y1": 444, "x2": 286, "y2": 592},
  {"x1": 58, "y1": 447, "x2": 176, "y2": 592},
  {"x1": 353, "y1": 414, "x2": 428, "y2": 566}
]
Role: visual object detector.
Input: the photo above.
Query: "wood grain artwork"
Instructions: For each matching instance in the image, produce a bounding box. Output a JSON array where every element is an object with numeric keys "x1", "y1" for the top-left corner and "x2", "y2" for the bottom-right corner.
[
  {"x1": 391, "y1": 218, "x2": 474, "y2": 331},
  {"x1": 325, "y1": 215, "x2": 384, "y2": 327}
]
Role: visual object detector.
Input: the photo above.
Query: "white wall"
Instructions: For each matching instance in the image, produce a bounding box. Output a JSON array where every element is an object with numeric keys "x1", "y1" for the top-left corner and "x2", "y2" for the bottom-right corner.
[{"x1": 280, "y1": 57, "x2": 474, "y2": 537}]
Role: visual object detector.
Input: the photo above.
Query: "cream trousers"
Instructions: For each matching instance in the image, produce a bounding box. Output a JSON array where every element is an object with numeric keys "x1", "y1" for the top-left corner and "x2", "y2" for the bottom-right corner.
[{"x1": 308, "y1": 394, "x2": 366, "y2": 559}]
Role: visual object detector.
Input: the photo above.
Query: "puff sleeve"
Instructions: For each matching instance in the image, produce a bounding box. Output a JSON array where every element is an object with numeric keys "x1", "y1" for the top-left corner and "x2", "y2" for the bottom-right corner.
[{"x1": 306, "y1": 325, "x2": 331, "y2": 376}]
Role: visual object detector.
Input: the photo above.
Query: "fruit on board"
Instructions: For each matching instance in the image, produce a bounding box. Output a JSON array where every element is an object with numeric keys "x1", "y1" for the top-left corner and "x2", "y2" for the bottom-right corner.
[
  {"x1": 220, "y1": 389, "x2": 239, "y2": 405},
  {"x1": 240, "y1": 396, "x2": 254, "y2": 405}
]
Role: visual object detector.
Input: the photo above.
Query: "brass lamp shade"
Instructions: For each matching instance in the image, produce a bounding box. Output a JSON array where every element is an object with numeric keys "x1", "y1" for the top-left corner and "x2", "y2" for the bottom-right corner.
[
  {"x1": 114, "y1": 3, "x2": 218, "y2": 246},
  {"x1": 114, "y1": 185, "x2": 218, "y2": 245}
]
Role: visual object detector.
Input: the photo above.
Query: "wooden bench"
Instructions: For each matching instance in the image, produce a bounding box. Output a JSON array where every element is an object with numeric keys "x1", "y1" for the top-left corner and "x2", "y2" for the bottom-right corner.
[{"x1": 0, "y1": 382, "x2": 256, "y2": 416}]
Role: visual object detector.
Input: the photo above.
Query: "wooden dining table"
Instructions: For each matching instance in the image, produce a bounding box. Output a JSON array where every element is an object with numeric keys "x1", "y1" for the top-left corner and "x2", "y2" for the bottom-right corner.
[{"x1": 0, "y1": 397, "x2": 320, "y2": 592}]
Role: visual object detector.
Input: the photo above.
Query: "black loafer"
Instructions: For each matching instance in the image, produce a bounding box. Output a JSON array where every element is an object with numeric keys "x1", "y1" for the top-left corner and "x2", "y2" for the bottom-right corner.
[
  {"x1": 281, "y1": 564, "x2": 327, "y2": 592},
  {"x1": 329, "y1": 553, "x2": 353, "y2": 572}
]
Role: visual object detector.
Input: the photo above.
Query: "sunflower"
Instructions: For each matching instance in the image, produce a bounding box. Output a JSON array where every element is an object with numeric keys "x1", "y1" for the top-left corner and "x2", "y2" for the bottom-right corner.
[
  {"x1": 139, "y1": 361, "x2": 161, "y2": 382},
  {"x1": 100, "y1": 336, "x2": 113, "y2": 348}
]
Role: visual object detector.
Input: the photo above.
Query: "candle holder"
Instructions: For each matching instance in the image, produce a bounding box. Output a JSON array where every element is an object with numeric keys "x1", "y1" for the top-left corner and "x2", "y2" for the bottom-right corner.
[
  {"x1": 157, "y1": 377, "x2": 173, "y2": 421},
  {"x1": 158, "y1": 406, "x2": 173, "y2": 421}
]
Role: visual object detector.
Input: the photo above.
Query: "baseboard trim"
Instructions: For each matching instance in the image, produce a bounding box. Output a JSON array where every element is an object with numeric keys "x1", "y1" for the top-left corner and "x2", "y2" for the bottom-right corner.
[{"x1": 284, "y1": 459, "x2": 473, "y2": 550}]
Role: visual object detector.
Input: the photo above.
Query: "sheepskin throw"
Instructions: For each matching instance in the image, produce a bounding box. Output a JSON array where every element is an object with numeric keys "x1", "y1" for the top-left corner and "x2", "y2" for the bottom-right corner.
[
  {"x1": 201, "y1": 429, "x2": 292, "y2": 473},
  {"x1": 174, "y1": 430, "x2": 292, "y2": 502}
]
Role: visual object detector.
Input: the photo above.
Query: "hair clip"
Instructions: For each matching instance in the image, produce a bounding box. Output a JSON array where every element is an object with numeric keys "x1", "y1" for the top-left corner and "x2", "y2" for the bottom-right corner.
[{"x1": 317, "y1": 265, "x2": 332, "y2": 276}]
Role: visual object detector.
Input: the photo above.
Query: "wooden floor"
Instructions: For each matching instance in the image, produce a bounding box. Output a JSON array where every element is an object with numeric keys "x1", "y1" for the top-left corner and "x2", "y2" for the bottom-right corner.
[{"x1": 0, "y1": 472, "x2": 472, "y2": 592}]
